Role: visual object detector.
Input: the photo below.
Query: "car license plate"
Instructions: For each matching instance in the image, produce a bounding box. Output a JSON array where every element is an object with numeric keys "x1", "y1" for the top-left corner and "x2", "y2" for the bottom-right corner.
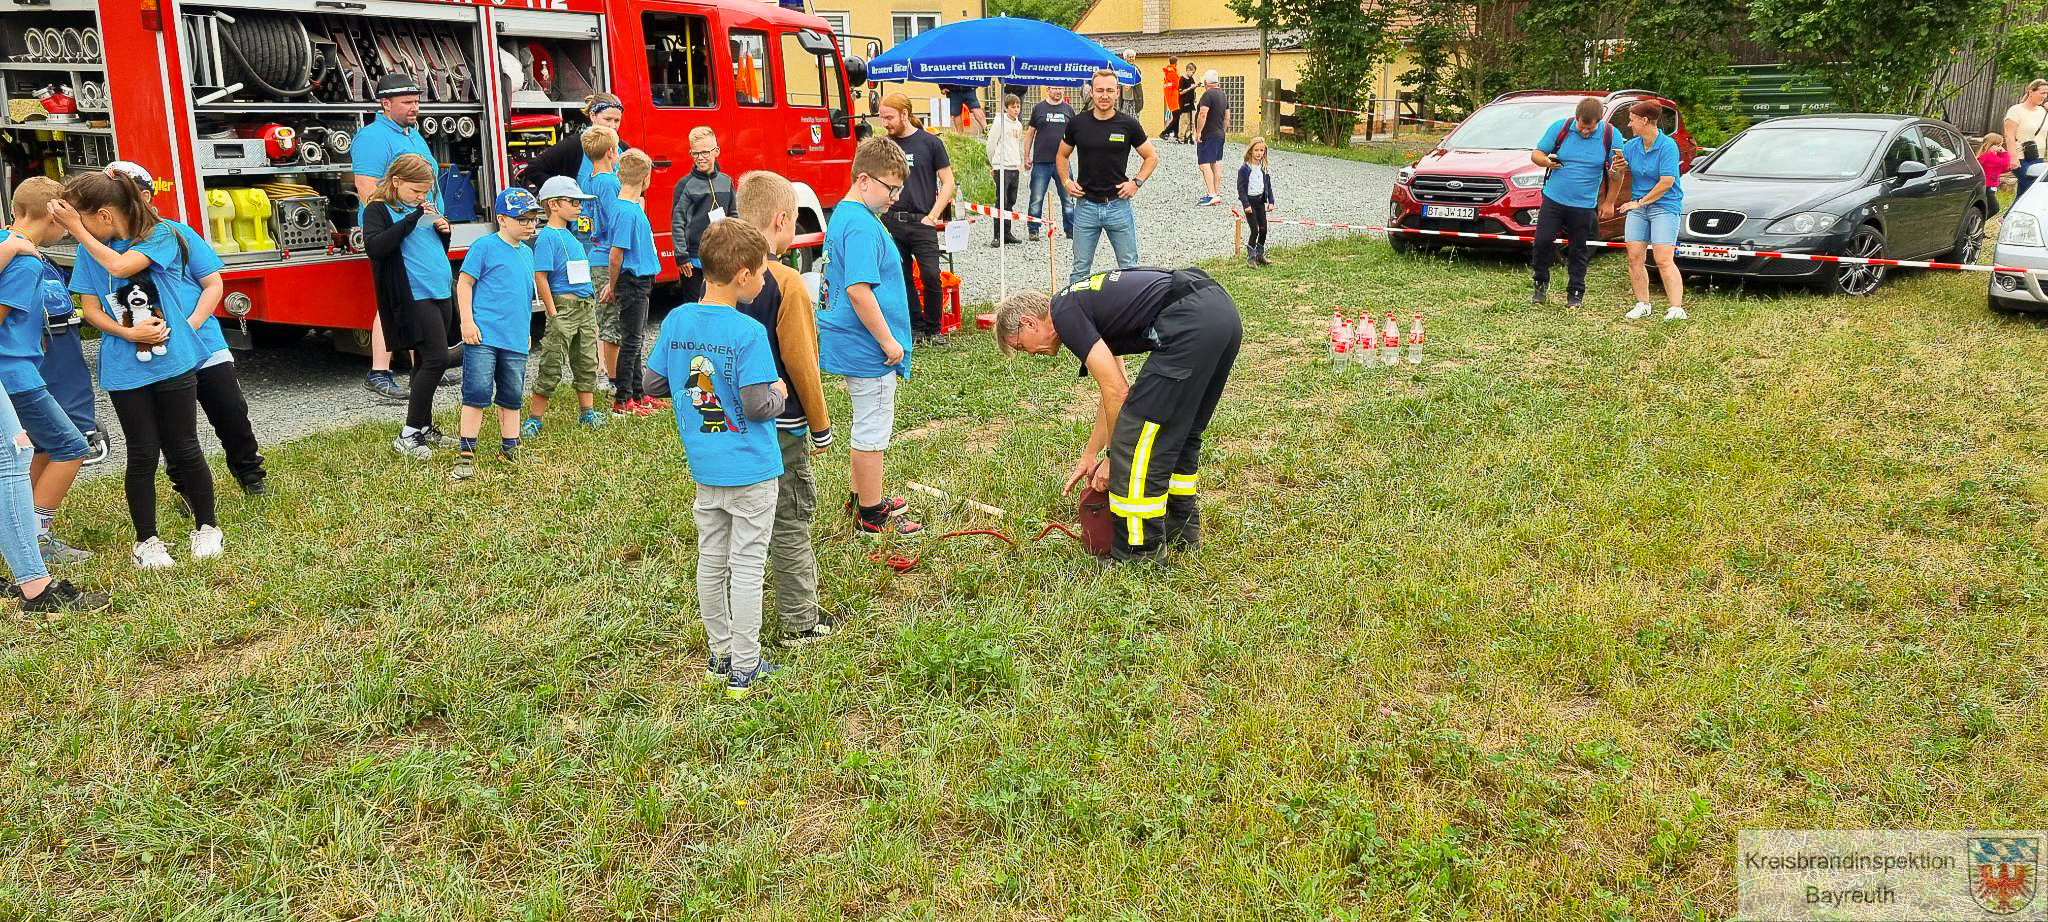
[
  {"x1": 1677, "y1": 243, "x2": 1739, "y2": 262},
  {"x1": 1422, "y1": 205, "x2": 1476, "y2": 220}
]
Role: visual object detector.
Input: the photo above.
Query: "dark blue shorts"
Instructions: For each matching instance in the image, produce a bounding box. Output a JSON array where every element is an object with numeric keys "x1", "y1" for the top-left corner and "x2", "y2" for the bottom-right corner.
[
  {"x1": 461, "y1": 344, "x2": 528, "y2": 410},
  {"x1": 1197, "y1": 137, "x2": 1225, "y2": 165},
  {"x1": 7, "y1": 385, "x2": 89, "y2": 462}
]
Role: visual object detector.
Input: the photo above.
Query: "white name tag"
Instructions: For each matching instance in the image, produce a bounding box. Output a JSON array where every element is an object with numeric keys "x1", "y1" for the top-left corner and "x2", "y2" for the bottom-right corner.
[
  {"x1": 707, "y1": 207, "x2": 726, "y2": 224},
  {"x1": 567, "y1": 259, "x2": 591, "y2": 285}
]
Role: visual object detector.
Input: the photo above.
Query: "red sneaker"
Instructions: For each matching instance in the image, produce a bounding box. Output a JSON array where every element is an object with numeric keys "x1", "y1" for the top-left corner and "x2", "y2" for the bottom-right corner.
[
  {"x1": 644, "y1": 397, "x2": 672, "y2": 410},
  {"x1": 856, "y1": 514, "x2": 925, "y2": 537},
  {"x1": 844, "y1": 495, "x2": 909, "y2": 517}
]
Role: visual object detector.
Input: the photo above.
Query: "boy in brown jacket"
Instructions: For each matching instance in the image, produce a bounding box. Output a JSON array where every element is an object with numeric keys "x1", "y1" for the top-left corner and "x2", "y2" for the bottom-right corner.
[{"x1": 732, "y1": 171, "x2": 838, "y2": 645}]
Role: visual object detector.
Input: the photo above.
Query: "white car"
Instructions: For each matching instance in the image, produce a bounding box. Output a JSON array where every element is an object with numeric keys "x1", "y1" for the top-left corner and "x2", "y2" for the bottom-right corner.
[{"x1": 1990, "y1": 163, "x2": 2048, "y2": 312}]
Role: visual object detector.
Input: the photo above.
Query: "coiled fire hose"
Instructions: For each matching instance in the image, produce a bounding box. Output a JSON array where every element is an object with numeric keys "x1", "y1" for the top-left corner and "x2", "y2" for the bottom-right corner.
[{"x1": 214, "y1": 11, "x2": 325, "y2": 98}]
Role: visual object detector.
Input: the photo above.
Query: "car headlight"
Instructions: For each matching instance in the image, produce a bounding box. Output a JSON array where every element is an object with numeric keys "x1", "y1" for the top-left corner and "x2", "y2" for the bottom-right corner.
[
  {"x1": 1764, "y1": 212, "x2": 1840, "y2": 235},
  {"x1": 1396, "y1": 166, "x2": 1415, "y2": 184},
  {"x1": 2002, "y1": 211, "x2": 2044, "y2": 247},
  {"x1": 1509, "y1": 171, "x2": 1546, "y2": 189}
]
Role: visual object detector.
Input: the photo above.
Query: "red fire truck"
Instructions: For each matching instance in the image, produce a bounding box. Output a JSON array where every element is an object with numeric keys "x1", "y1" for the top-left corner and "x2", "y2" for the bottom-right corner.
[{"x1": 0, "y1": 0, "x2": 866, "y2": 349}]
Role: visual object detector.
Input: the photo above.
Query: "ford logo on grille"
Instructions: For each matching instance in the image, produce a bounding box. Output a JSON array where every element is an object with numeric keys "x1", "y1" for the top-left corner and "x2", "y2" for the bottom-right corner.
[{"x1": 1446, "y1": 180, "x2": 1464, "y2": 190}]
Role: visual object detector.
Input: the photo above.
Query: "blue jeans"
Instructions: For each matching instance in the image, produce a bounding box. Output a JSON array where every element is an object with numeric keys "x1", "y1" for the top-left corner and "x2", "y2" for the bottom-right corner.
[
  {"x1": 461, "y1": 344, "x2": 528, "y2": 410},
  {"x1": 0, "y1": 391, "x2": 47, "y2": 585},
  {"x1": 1028, "y1": 162, "x2": 1073, "y2": 238},
  {"x1": 1069, "y1": 198, "x2": 1139, "y2": 287},
  {"x1": 8, "y1": 386, "x2": 89, "y2": 462}
]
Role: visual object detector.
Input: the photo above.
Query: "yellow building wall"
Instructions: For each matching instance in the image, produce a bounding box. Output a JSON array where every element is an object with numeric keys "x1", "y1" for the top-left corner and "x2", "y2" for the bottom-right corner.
[
  {"x1": 1075, "y1": 0, "x2": 1143, "y2": 33},
  {"x1": 1128, "y1": 49, "x2": 1415, "y2": 138}
]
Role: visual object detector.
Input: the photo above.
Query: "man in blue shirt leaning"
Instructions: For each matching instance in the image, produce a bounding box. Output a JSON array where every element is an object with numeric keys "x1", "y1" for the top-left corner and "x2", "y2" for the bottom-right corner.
[
  {"x1": 1529, "y1": 97, "x2": 1621, "y2": 309},
  {"x1": 352, "y1": 73, "x2": 441, "y2": 401}
]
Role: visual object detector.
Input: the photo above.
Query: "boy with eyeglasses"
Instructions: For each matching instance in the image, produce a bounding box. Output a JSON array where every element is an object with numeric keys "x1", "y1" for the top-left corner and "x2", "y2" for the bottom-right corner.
[
  {"x1": 449, "y1": 188, "x2": 542, "y2": 480},
  {"x1": 816, "y1": 138, "x2": 924, "y2": 537},
  {"x1": 671, "y1": 126, "x2": 736, "y2": 307}
]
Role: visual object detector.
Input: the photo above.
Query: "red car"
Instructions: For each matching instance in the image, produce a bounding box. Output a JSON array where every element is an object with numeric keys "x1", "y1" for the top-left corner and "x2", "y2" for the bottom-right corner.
[{"x1": 1387, "y1": 89, "x2": 1698, "y2": 253}]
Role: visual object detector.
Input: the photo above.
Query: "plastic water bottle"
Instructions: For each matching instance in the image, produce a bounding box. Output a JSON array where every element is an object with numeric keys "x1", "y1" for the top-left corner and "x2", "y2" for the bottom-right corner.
[
  {"x1": 1353, "y1": 312, "x2": 1377, "y2": 369},
  {"x1": 1329, "y1": 310, "x2": 1351, "y2": 371},
  {"x1": 1406, "y1": 313, "x2": 1426, "y2": 365},
  {"x1": 1380, "y1": 313, "x2": 1402, "y2": 367}
]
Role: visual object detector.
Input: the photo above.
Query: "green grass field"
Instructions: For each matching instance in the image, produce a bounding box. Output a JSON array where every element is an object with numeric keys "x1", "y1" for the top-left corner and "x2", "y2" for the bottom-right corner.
[{"x1": 3, "y1": 234, "x2": 2045, "y2": 920}]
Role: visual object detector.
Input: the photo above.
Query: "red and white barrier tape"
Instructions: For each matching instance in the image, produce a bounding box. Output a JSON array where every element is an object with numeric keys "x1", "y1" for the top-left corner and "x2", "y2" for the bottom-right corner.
[
  {"x1": 1263, "y1": 98, "x2": 1456, "y2": 124},
  {"x1": 956, "y1": 200, "x2": 1060, "y2": 238},
  {"x1": 1232, "y1": 209, "x2": 2030, "y2": 274},
  {"x1": 1262, "y1": 97, "x2": 1374, "y2": 118}
]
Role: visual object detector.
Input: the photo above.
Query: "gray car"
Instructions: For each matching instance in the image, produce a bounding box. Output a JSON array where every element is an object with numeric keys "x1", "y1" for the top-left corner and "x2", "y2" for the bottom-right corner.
[
  {"x1": 1989, "y1": 164, "x2": 2048, "y2": 313},
  {"x1": 1674, "y1": 115, "x2": 1990, "y2": 296}
]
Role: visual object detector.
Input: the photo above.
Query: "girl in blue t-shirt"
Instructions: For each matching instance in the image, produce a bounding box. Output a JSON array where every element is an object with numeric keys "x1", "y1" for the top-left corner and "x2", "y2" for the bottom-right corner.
[
  {"x1": 363, "y1": 153, "x2": 460, "y2": 458},
  {"x1": 54, "y1": 170, "x2": 225, "y2": 569}
]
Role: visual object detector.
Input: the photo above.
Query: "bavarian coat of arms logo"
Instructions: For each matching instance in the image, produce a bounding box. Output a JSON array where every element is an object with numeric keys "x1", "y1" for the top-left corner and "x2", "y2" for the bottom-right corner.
[{"x1": 1970, "y1": 836, "x2": 2038, "y2": 914}]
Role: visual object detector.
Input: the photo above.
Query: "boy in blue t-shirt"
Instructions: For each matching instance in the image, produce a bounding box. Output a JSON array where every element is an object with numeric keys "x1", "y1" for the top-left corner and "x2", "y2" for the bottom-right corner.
[
  {"x1": 0, "y1": 177, "x2": 94, "y2": 568},
  {"x1": 818, "y1": 137, "x2": 924, "y2": 537},
  {"x1": 598, "y1": 149, "x2": 662, "y2": 416},
  {"x1": 452, "y1": 188, "x2": 542, "y2": 480},
  {"x1": 524, "y1": 176, "x2": 602, "y2": 435},
  {"x1": 579, "y1": 127, "x2": 624, "y2": 392},
  {"x1": 646, "y1": 218, "x2": 788, "y2": 698}
]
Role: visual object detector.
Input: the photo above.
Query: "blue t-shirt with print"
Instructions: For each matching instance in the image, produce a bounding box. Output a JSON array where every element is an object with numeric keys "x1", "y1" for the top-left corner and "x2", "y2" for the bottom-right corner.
[
  {"x1": 582, "y1": 171, "x2": 622, "y2": 266},
  {"x1": 817, "y1": 199, "x2": 912, "y2": 380},
  {"x1": 1623, "y1": 131, "x2": 1684, "y2": 216},
  {"x1": 458, "y1": 233, "x2": 536, "y2": 353},
  {"x1": 161, "y1": 222, "x2": 233, "y2": 361},
  {"x1": 1537, "y1": 117, "x2": 1621, "y2": 209},
  {"x1": 384, "y1": 202, "x2": 453, "y2": 301},
  {"x1": 68, "y1": 222, "x2": 210, "y2": 391},
  {"x1": 0, "y1": 229, "x2": 64, "y2": 392},
  {"x1": 533, "y1": 225, "x2": 593, "y2": 299},
  {"x1": 647, "y1": 302, "x2": 782, "y2": 488},
  {"x1": 600, "y1": 196, "x2": 659, "y2": 277}
]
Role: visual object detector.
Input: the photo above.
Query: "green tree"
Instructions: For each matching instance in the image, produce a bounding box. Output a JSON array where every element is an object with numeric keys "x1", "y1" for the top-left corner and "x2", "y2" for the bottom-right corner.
[
  {"x1": 1395, "y1": 0, "x2": 1522, "y2": 121},
  {"x1": 1508, "y1": 0, "x2": 1747, "y2": 144},
  {"x1": 1228, "y1": 0, "x2": 1394, "y2": 145},
  {"x1": 1748, "y1": 0, "x2": 2001, "y2": 114},
  {"x1": 986, "y1": 0, "x2": 1093, "y2": 29}
]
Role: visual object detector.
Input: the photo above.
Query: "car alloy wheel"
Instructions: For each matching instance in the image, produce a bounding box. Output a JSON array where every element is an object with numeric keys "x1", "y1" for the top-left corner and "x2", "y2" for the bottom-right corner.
[
  {"x1": 1833, "y1": 226, "x2": 1887, "y2": 297},
  {"x1": 1950, "y1": 209, "x2": 1985, "y2": 265}
]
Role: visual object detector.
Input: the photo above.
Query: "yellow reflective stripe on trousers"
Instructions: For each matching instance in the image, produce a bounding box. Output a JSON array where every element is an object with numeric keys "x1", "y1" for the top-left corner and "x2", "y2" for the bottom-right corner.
[
  {"x1": 1168, "y1": 472, "x2": 1198, "y2": 496},
  {"x1": 1121, "y1": 420, "x2": 1162, "y2": 545},
  {"x1": 1108, "y1": 495, "x2": 1167, "y2": 516}
]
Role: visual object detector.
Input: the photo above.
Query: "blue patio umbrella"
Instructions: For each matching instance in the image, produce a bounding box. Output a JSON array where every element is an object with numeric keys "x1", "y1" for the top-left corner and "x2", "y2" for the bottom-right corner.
[{"x1": 866, "y1": 16, "x2": 1140, "y2": 87}]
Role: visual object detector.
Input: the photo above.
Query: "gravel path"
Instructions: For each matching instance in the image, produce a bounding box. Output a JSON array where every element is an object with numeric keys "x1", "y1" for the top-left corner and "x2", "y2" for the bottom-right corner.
[
  {"x1": 74, "y1": 144, "x2": 1395, "y2": 478},
  {"x1": 940, "y1": 139, "x2": 1399, "y2": 307}
]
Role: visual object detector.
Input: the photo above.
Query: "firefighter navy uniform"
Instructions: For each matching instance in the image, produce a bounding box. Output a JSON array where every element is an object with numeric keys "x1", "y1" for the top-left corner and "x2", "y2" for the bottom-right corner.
[{"x1": 1052, "y1": 267, "x2": 1241, "y2": 558}]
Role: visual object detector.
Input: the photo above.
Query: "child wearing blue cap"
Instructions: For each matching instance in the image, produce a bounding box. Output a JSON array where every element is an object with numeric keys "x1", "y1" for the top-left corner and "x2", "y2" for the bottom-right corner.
[{"x1": 451, "y1": 188, "x2": 542, "y2": 481}]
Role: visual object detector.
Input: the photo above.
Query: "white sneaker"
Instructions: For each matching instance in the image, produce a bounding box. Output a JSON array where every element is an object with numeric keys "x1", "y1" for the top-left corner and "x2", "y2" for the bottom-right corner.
[
  {"x1": 392, "y1": 430, "x2": 433, "y2": 459},
  {"x1": 190, "y1": 525, "x2": 225, "y2": 559},
  {"x1": 1664, "y1": 305, "x2": 1688, "y2": 321},
  {"x1": 1624, "y1": 302, "x2": 1653, "y2": 320},
  {"x1": 132, "y1": 536, "x2": 174, "y2": 569}
]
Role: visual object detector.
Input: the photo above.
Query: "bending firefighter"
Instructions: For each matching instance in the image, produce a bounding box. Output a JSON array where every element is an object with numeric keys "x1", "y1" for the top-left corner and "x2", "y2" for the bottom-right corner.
[{"x1": 995, "y1": 268, "x2": 1241, "y2": 561}]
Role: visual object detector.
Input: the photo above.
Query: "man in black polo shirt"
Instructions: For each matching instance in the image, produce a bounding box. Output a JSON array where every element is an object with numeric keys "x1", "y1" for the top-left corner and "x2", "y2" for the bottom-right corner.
[
  {"x1": 879, "y1": 92, "x2": 957, "y2": 345},
  {"x1": 1057, "y1": 69, "x2": 1161, "y2": 287},
  {"x1": 993, "y1": 267, "x2": 1241, "y2": 562},
  {"x1": 1022, "y1": 84, "x2": 1076, "y2": 240}
]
